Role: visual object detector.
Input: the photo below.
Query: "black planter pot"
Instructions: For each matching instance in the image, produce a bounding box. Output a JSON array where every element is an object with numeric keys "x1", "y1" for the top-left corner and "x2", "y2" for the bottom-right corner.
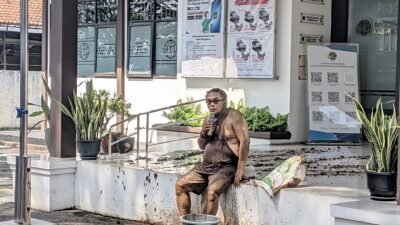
[
  {"x1": 76, "y1": 139, "x2": 101, "y2": 160},
  {"x1": 366, "y1": 171, "x2": 397, "y2": 201}
]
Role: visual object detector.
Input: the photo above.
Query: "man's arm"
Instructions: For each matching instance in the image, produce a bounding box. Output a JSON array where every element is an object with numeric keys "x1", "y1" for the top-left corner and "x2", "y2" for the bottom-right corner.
[
  {"x1": 198, "y1": 117, "x2": 211, "y2": 150},
  {"x1": 231, "y1": 110, "x2": 250, "y2": 186}
]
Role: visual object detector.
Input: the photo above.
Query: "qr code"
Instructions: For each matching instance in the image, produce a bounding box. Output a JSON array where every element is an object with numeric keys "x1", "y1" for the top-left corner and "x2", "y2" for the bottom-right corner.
[
  {"x1": 345, "y1": 111, "x2": 357, "y2": 122},
  {"x1": 328, "y1": 92, "x2": 339, "y2": 103},
  {"x1": 329, "y1": 111, "x2": 340, "y2": 123},
  {"x1": 312, "y1": 111, "x2": 323, "y2": 122},
  {"x1": 345, "y1": 92, "x2": 356, "y2": 103},
  {"x1": 311, "y1": 92, "x2": 322, "y2": 102},
  {"x1": 327, "y1": 72, "x2": 339, "y2": 84},
  {"x1": 311, "y1": 72, "x2": 322, "y2": 82}
]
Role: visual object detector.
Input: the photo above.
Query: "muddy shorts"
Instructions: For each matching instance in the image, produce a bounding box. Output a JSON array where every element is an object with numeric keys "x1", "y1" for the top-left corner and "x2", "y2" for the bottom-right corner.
[{"x1": 178, "y1": 164, "x2": 236, "y2": 195}]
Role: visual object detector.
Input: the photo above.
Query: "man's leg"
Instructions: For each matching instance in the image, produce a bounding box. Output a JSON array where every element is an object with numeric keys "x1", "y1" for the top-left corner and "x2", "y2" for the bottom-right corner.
[
  {"x1": 175, "y1": 179, "x2": 191, "y2": 216},
  {"x1": 175, "y1": 169, "x2": 207, "y2": 216},
  {"x1": 202, "y1": 171, "x2": 234, "y2": 215}
]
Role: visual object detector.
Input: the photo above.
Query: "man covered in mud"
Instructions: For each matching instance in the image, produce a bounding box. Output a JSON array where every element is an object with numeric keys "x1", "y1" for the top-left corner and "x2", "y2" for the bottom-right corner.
[{"x1": 175, "y1": 88, "x2": 250, "y2": 216}]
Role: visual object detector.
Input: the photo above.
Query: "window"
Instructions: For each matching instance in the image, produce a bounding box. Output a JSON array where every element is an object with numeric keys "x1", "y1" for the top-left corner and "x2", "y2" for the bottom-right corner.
[
  {"x1": 77, "y1": 0, "x2": 118, "y2": 77},
  {"x1": 0, "y1": 31, "x2": 42, "y2": 71},
  {"x1": 128, "y1": 0, "x2": 177, "y2": 78},
  {"x1": 29, "y1": 33, "x2": 42, "y2": 71}
]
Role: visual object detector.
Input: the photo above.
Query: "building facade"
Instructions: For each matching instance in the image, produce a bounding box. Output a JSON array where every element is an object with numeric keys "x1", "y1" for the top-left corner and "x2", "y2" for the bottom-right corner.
[{"x1": 2, "y1": 0, "x2": 400, "y2": 144}]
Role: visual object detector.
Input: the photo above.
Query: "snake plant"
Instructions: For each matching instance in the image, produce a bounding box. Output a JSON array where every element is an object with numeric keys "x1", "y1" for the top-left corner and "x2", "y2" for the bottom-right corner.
[
  {"x1": 349, "y1": 95, "x2": 399, "y2": 173},
  {"x1": 57, "y1": 79, "x2": 108, "y2": 141}
]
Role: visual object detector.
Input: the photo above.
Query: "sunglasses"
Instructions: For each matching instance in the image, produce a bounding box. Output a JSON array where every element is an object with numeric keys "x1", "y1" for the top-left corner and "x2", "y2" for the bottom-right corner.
[{"x1": 206, "y1": 99, "x2": 225, "y2": 105}]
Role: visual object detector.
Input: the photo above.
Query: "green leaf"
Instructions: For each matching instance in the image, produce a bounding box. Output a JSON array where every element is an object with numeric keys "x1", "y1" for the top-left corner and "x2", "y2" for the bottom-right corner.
[
  {"x1": 162, "y1": 98, "x2": 206, "y2": 127},
  {"x1": 29, "y1": 111, "x2": 43, "y2": 117},
  {"x1": 346, "y1": 93, "x2": 399, "y2": 173}
]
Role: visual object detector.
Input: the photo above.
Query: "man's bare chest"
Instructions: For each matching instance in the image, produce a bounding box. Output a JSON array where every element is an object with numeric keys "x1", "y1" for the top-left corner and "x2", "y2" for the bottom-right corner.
[{"x1": 222, "y1": 121, "x2": 237, "y2": 139}]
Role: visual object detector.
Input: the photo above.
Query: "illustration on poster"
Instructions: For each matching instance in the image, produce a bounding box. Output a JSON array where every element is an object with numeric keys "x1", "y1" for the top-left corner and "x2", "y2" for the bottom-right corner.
[
  {"x1": 209, "y1": 0, "x2": 221, "y2": 33},
  {"x1": 252, "y1": 39, "x2": 265, "y2": 60},
  {"x1": 201, "y1": 0, "x2": 221, "y2": 33},
  {"x1": 244, "y1": 11, "x2": 257, "y2": 30},
  {"x1": 236, "y1": 39, "x2": 250, "y2": 61},
  {"x1": 229, "y1": 11, "x2": 243, "y2": 31},
  {"x1": 259, "y1": 8, "x2": 272, "y2": 30},
  {"x1": 235, "y1": 0, "x2": 270, "y2": 6},
  {"x1": 202, "y1": 11, "x2": 212, "y2": 33}
]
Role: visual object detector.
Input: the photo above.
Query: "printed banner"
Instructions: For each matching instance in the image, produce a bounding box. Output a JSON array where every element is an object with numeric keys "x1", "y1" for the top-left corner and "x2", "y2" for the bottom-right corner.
[
  {"x1": 226, "y1": 0, "x2": 275, "y2": 78},
  {"x1": 307, "y1": 44, "x2": 361, "y2": 142},
  {"x1": 182, "y1": 0, "x2": 225, "y2": 78}
]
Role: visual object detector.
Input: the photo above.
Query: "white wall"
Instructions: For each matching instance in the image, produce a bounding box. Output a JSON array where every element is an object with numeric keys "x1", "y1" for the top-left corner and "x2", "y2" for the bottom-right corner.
[
  {"x1": 75, "y1": 161, "x2": 369, "y2": 225},
  {"x1": 0, "y1": 71, "x2": 41, "y2": 128},
  {"x1": 78, "y1": 0, "x2": 335, "y2": 143},
  {"x1": 89, "y1": 0, "x2": 293, "y2": 136},
  {"x1": 289, "y1": 0, "x2": 332, "y2": 142},
  {"x1": 72, "y1": 1, "x2": 292, "y2": 140}
]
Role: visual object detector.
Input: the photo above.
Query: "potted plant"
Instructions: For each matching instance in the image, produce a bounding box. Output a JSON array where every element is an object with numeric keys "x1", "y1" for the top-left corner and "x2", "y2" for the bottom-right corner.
[
  {"x1": 116, "y1": 111, "x2": 135, "y2": 154},
  {"x1": 100, "y1": 92, "x2": 133, "y2": 154},
  {"x1": 57, "y1": 79, "x2": 108, "y2": 160},
  {"x1": 350, "y1": 95, "x2": 398, "y2": 200}
]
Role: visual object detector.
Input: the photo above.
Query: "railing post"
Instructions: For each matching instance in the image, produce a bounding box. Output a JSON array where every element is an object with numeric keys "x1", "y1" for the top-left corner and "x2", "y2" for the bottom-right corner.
[
  {"x1": 145, "y1": 113, "x2": 150, "y2": 160},
  {"x1": 136, "y1": 115, "x2": 140, "y2": 159},
  {"x1": 103, "y1": 98, "x2": 204, "y2": 162},
  {"x1": 108, "y1": 129, "x2": 112, "y2": 158}
]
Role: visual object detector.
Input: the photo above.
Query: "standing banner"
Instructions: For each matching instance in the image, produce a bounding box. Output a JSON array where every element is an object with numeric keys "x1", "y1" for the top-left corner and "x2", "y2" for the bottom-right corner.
[
  {"x1": 182, "y1": 0, "x2": 225, "y2": 78},
  {"x1": 307, "y1": 43, "x2": 361, "y2": 142},
  {"x1": 226, "y1": 0, "x2": 276, "y2": 78}
]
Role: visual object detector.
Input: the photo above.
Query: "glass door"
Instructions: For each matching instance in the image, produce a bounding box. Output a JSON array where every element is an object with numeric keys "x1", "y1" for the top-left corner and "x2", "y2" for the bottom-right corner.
[{"x1": 348, "y1": 0, "x2": 398, "y2": 111}]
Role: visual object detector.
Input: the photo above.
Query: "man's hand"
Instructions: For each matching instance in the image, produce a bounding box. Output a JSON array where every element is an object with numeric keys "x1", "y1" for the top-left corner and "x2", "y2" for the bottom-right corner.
[
  {"x1": 234, "y1": 167, "x2": 244, "y2": 186},
  {"x1": 201, "y1": 121, "x2": 212, "y2": 137}
]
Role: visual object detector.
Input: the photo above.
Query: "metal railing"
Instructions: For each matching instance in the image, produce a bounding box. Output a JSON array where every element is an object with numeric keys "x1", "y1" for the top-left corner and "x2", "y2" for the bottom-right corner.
[{"x1": 107, "y1": 98, "x2": 205, "y2": 159}]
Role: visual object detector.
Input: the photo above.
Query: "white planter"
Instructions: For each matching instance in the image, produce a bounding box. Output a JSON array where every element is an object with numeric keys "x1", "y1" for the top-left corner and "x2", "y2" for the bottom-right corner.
[{"x1": 7, "y1": 154, "x2": 77, "y2": 211}]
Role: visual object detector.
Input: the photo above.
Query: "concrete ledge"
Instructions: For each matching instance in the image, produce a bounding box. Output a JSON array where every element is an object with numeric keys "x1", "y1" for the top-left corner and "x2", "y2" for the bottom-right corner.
[
  {"x1": 0, "y1": 140, "x2": 47, "y2": 151},
  {"x1": 7, "y1": 155, "x2": 77, "y2": 211},
  {"x1": 75, "y1": 160, "x2": 370, "y2": 225},
  {"x1": 152, "y1": 124, "x2": 291, "y2": 139},
  {"x1": 0, "y1": 133, "x2": 46, "y2": 146},
  {"x1": 331, "y1": 200, "x2": 400, "y2": 225}
]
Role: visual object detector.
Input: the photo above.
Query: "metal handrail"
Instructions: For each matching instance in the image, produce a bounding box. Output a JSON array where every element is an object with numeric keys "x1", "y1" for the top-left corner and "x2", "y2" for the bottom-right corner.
[{"x1": 107, "y1": 98, "x2": 205, "y2": 158}]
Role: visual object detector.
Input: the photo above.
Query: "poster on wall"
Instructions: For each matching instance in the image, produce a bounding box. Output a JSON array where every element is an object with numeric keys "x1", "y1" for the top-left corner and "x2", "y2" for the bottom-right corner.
[
  {"x1": 226, "y1": 0, "x2": 276, "y2": 78},
  {"x1": 307, "y1": 43, "x2": 361, "y2": 142},
  {"x1": 182, "y1": 0, "x2": 225, "y2": 78}
]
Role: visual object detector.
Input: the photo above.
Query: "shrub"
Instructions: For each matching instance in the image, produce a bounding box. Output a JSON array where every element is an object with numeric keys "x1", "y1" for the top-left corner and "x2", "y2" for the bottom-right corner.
[
  {"x1": 162, "y1": 98, "x2": 206, "y2": 127},
  {"x1": 231, "y1": 99, "x2": 288, "y2": 132}
]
